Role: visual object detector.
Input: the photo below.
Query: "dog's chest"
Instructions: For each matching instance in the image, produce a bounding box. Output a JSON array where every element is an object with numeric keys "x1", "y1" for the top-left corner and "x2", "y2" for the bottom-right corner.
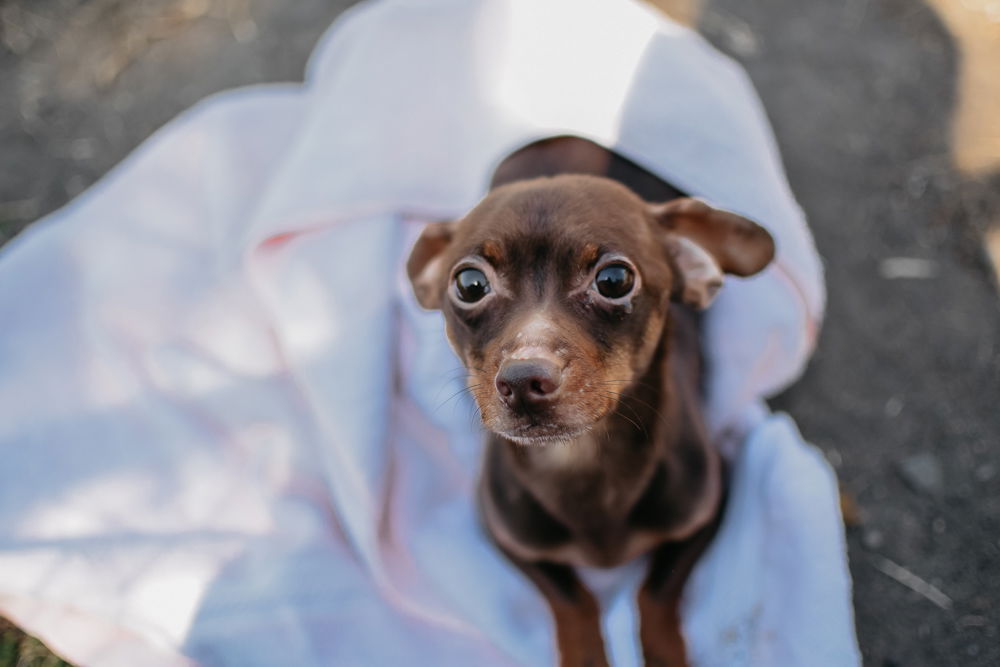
[
  {"x1": 507, "y1": 434, "x2": 671, "y2": 566},
  {"x1": 525, "y1": 433, "x2": 650, "y2": 516}
]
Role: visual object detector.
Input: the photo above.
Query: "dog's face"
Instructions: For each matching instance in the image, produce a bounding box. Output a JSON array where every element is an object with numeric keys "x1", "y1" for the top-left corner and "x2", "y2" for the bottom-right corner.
[{"x1": 407, "y1": 175, "x2": 774, "y2": 445}]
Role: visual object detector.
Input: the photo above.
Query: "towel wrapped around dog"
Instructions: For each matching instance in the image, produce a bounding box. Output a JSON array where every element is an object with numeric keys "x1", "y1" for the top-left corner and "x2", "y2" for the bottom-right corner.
[{"x1": 0, "y1": 0, "x2": 860, "y2": 664}]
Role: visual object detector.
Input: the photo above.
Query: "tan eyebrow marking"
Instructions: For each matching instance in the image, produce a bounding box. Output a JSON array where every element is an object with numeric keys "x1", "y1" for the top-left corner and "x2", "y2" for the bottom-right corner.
[
  {"x1": 480, "y1": 240, "x2": 506, "y2": 265},
  {"x1": 579, "y1": 243, "x2": 600, "y2": 268}
]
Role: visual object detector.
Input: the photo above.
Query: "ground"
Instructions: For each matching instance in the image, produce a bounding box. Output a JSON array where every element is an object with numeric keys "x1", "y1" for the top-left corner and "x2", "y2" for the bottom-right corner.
[{"x1": 1, "y1": 0, "x2": 998, "y2": 665}]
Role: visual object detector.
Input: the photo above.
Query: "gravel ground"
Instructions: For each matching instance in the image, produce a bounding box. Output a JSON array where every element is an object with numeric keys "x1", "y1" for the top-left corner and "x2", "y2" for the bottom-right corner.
[
  {"x1": 715, "y1": 2, "x2": 1000, "y2": 665},
  {"x1": 1, "y1": 0, "x2": 998, "y2": 665}
]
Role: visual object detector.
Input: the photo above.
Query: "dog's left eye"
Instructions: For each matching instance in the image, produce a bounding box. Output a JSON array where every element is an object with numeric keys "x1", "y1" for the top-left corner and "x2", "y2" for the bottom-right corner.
[
  {"x1": 594, "y1": 264, "x2": 635, "y2": 299},
  {"x1": 455, "y1": 268, "x2": 491, "y2": 302}
]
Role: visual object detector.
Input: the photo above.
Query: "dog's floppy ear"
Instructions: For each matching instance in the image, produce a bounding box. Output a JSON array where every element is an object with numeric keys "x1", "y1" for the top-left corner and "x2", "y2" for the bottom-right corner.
[
  {"x1": 407, "y1": 220, "x2": 456, "y2": 310},
  {"x1": 650, "y1": 198, "x2": 775, "y2": 309}
]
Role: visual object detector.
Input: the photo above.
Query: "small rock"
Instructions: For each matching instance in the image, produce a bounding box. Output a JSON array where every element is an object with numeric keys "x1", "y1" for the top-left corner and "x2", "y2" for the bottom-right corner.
[
  {"x1": 233, "y1": 19, "x2": 259, "y2": 44},
  {"x1": 975, "y1": 463, "x2": 997, "y2": 481},
  {"x1": 703, "y1": 11, "x2": 760, "y2": 58},
  {"x1": 897, "y1": 452, "x2": 944, "y2": 496},
  {"x1": 70, "y1": 137, "x2": 97, "y2": 161},
  {"x1": 932, "y1": 517, "x2": 946, "y2": 534},
  {"x1": 863, "y1": 528, "x2": 884, "y2": 549},
  {"x1": 884, "y1": 396, "x2": 904, "y2": 417},
  {"x1": 879, "y1": 257, "x2": 937, "y2": 279}
]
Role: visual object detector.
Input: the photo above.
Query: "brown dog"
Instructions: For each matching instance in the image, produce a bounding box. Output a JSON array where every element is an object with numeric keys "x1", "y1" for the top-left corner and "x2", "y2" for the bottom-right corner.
[{"x1": 407, "y1": 137, "x2": 775, "y2": 666}]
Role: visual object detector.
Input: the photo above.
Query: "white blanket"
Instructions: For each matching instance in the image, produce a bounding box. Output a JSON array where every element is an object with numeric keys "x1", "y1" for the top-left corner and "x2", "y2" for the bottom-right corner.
[{"x1": 0, "y1": 0, "x2": 860, "y2": 664}]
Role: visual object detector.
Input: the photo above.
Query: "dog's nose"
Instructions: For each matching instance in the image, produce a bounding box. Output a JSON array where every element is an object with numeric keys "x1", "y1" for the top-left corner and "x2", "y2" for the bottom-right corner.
[{"x1": 495, "y1": 358, "x2": 563, "y2": 406}]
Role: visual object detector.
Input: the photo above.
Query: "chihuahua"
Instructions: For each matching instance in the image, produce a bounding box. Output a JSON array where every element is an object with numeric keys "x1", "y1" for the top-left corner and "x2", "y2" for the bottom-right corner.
[{"x1": 407, "y1": 136, "x2": 775, "y2": 666}]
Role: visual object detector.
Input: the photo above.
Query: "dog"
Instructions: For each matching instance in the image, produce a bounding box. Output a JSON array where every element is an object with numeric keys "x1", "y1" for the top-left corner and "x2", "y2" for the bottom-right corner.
[{"x1": 406, "y1": 136, "x2": 775, "y2": 666}]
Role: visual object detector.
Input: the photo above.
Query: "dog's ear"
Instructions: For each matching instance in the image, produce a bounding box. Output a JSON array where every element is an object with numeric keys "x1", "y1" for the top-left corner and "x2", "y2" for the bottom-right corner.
[
  {"x1": 650, "y1": 198, "x2": 775, "y2": 309},
  {"x1": 407, "y1": 220, "x2": 456, "y2": 310}
]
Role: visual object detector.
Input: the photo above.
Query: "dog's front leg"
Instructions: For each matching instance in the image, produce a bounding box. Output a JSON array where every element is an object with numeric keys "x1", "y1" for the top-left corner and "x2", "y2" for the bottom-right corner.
[
  {"x1": 637, "y1": 510, "x2": 724, "y2": 667},
  {"x1": 504, "y1": 551, "x2": 610, "y2": 667}
]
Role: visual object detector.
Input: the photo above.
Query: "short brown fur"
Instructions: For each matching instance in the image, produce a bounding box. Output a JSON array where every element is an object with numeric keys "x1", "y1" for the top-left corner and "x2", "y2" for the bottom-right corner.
[{"x1": 407, "y1": 136, "x2": 774, "y2": 666}]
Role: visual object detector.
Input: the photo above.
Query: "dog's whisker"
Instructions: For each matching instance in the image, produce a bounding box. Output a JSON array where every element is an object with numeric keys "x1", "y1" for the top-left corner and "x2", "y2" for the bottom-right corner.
[
  {"x1": 433, "y1": 383, "x2": 483, "y2": 414},
  {"x1": 596, "y1": 389, "x2": 663, "y2": 440},
  {"x1": 620, "y1": 396, "x2": 672, "y2": 431},
  {"x1": 594, "y1": 390, "x2": 650, "y2": 438},
  {"x1": 595, "y1": 386, "x2": 673, "y2": 432},
  {"x1": 441, "y1": 366, "x2": 479, "y2": 379},
  {"x1": 605, "y1": 400, "x2": 645, "y2": 436}
]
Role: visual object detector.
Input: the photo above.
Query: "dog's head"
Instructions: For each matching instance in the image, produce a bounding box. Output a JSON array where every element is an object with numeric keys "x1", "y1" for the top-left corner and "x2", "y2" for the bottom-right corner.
[{"x1": 407, "y1": 175, "x2": 774, "y2": 444}]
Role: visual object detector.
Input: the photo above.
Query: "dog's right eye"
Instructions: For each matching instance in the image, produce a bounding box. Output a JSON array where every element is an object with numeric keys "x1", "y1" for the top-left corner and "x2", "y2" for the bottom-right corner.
[
  {"x1": 594, "y1": 264, "x2": 635, "y2": 299},
  {"x1": 455, "y1": 268, "x2": 490, "y2": 303}
]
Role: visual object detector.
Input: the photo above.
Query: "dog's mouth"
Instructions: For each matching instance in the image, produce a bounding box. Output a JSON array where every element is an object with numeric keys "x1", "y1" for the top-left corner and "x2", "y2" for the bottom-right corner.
[{"x1": 493, "y1": 421, "x2": 593, "y2": 446}]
